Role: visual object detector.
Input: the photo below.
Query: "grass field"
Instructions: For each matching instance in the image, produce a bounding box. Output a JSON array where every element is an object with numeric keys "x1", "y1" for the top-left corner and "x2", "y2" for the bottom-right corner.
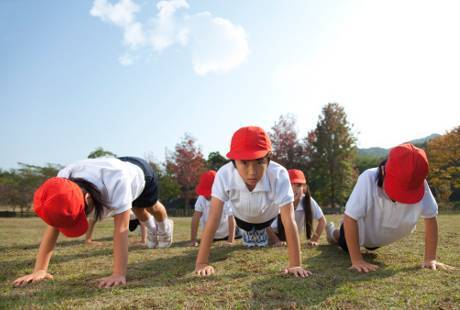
[{"x1": 1, "y1": 214, "x2": 459, "y2": 309}]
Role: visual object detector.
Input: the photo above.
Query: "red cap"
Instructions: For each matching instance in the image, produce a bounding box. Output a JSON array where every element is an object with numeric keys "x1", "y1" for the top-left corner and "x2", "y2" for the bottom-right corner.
[
  {"x1": 195, "y1": 170, "x2": 216, "y2": 198},
  {"x1": 384, "y1": 143, "x2": 429, "y2": 204},
  {"x1": 288, "y1": 169, "x2": 307, "y2": 184},
  {"x1": 226, "y1": 126, "x2": 272, "y2": 160},
  {"x1": 33, "y1": 177, "x2": 88, "y2": 237}
]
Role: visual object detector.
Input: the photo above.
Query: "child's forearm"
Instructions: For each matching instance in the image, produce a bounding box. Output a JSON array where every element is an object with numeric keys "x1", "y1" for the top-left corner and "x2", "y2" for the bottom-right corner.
[
  {"x1": 343, "y1": 215, "x2": 363, "y2": 263},
  {"x1": 311, "y1": 217, "x2": 326, "y2": 242},
  {"x1": 113, "y1": 211, "x2": 130, "y2": 276},
  {"x1": 266, "y1": 226, "x2": 281, "y2": 243},
  {"x1": 190, "y1": 213, "x2": 201, "y2": 242},
  {"x1": 281, "y1": 206, "x2": 301, "y2": 267},
  {"x1": 34, "y1": 226, "x2": 60, "y2": 272},
  {"x1": 196, "y1": 203, "x2": 223, "y2": 265},
  {"x1": 424, "y1": 217, "x2": 438, "y2": 261},
  {"x1": 227, "y1": 216, "x2": 235, "y2": 242}
]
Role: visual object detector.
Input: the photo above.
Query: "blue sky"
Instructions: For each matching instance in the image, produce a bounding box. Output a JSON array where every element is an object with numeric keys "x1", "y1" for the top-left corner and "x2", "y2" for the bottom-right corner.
[{"x1": 1, "y1": 0, "x2": 459, "y2": 169}]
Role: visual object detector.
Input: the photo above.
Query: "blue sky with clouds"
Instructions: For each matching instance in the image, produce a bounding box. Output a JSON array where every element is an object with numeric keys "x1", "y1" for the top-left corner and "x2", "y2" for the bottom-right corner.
[{"x1": 1, "y1": 0, "x2": 459, "y2": 169}]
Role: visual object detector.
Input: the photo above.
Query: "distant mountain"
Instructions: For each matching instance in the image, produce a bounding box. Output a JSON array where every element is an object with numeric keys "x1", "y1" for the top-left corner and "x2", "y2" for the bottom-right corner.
[{"x1": 357, "y1": 133, "x2": 440, "y2": 158}]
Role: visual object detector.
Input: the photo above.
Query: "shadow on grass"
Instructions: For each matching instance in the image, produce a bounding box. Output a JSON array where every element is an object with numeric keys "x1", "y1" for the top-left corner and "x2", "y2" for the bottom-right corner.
[
  {"x1": 249, "y1": 244, "x2": 398, "y2": 308},
  {"x1": 0, "y1": 236, "x2": 114, "y2": 251}
]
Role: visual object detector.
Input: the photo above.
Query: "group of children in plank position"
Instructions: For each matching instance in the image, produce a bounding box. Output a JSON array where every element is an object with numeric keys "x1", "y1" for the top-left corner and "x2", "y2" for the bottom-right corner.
[{"x1": 13, "y1": 126, "x2": 454, "y2": 288}]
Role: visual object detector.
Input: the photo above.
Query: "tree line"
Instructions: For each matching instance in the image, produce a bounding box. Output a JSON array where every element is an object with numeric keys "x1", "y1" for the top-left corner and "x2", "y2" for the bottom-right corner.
[{"x1": 1, "y1": 103, "x2": 459, "y2": 215}]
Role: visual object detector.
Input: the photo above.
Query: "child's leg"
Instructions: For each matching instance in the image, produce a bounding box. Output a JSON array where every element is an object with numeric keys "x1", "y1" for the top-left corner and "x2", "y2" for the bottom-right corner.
[
  {"x1": 147, "y1": 201, "x2": 173, "y2": 248},
  {"x1": 139, "y1": 223, "x2": 147, "y2": 245}
]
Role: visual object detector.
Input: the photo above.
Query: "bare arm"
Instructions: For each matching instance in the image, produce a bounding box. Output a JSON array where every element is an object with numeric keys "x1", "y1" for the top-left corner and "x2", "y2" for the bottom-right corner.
[
  {"x1": 13, "y1": 225, "x2": 59, "y2": 286},
  {"x1": 97, "y1": 210, "x2": 130, "y2": 288},
  {"x1": 195, "y1": 197, "x2": 224, "y2": 276},
  {"x1": 422, "y1": 217, "x2": 455, "y2": 271},
  {"x1": 280, "y1": 203, "x2": 311, "y2": 277},
  {"x1": 190, "y1": 211, "x2": 202, "y2": 246},
  {"x1": 227, "y1": 215, "x2": 235, "y2": 243},
  {"x1": 309, "y1": 216, "x2": 326, "y2": 244},
  {"x1": 343, "y1": 214, "x2": 378, "y2": 272}
]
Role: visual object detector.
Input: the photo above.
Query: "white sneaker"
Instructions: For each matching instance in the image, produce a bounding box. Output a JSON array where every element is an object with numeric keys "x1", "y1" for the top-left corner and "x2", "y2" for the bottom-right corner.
[
  {"x1": 326, "y1": 222, "x2": 336, "y2": 244},
  {"x1": 146, "y1": 226, "x2": 158, "y2": 249},
  {"x1": 157, "y1": 219, "x2": 173, "y2": 248}
]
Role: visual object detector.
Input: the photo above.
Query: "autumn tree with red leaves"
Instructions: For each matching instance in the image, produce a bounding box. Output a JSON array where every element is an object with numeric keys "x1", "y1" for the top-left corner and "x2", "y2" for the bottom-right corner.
[{"x1": 166, "y1": 133, "x2": 206, "y2": 208}]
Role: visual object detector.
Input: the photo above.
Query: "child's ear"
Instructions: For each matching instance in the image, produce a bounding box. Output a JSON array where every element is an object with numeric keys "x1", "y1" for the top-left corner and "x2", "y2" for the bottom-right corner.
[{"x1": 84, "y1": 193, "x2": 93, "y2": 205}]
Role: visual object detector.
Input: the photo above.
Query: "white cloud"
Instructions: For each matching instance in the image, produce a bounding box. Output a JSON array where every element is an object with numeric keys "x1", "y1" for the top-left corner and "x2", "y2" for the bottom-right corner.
[
  {"x1": 90, "y1": 0, "x2": 140, "y2": 27},
  {"x1": 189, "y1": 13, "x2": 250, "y2": 75},
  {"x1": 90, "y1": 0, "x2": 249, "y2": 74}
]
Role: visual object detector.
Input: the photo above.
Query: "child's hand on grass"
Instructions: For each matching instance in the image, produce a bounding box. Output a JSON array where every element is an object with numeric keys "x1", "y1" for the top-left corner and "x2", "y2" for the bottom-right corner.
[
  {"x1": 283, "y1": 266, "x2": 312, "y2": 278},
  {"x1": 306, "y1": 240, "x2": 319, "y2": 248},
  {"x1": 189, "y1": 240, "x2": 199, "y2": 247},
  {"x1": 195, "y1": 263, "x2": 215, "y2": 276},
  {"x1": 13, "y1": 270, "x2": 53, "y2": 287},
  {"x1": 272, "y1": 241, "x2": 286, "y2": 247},
  {"x1": 97, "y1": 274, "x2": 126, "y2": 288},
  {"x1": 349, "y1": 260, "x2": 379, "y2": 273},
  {"x1": 421, "y1": 260, "x2": 455, "y2": 271}
]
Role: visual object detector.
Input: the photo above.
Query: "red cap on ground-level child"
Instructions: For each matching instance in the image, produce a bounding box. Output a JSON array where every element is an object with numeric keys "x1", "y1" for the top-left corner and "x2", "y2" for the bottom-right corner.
[
  {"x1": 226, "y1": 126, "x2": 272, "y2": 160},
  {"x1": 383, "y1": 143, "x2": 429, "y2": 204},
  {"x1": 195, "y1": 170, "x2": 217, "y2": 198},
  {"x1": 288, "y1": 169, "x2": 307, "y2": 184},
  {"x1": 33, "y1": 177, "x2": 88, "y2": 237}
]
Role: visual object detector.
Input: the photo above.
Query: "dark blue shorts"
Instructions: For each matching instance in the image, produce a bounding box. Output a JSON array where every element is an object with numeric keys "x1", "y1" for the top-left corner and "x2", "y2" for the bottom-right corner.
[
  {"x1": 118, "y1": 157, "x2": 159, "y2": 208},
  {"x1": 337, "y1": 224, "x2": 379, "y2": 252},
  {"x1": 234, "y1": 216, "x2": 276, "y2": 231}
]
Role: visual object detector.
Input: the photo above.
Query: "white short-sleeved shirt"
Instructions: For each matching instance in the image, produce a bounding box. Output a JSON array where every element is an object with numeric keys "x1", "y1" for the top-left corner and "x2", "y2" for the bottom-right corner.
[
  {"x1": 57, "y1": 158, "x2": 146, "y2": 217},
  {"x1": 270, "y1": 195, "x2": 324, "y2": 233},
  {"x1": 194, "y1": 196, "x2": 233, "y2": 239},
  {"x1": 212, "y1": 161, "x2": 294, "y2": 224},
  {"x1": 345, "y1": 168, "x2": 438, "y2": 248}
]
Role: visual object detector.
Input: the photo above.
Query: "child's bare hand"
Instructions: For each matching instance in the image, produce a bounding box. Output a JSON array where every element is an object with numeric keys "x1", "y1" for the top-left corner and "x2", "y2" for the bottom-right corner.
[
  {"x1": 96, "y1": 274, "x2": 126, "y2": 288},
  {"x1": 195, "y1": 264, "x2": 215, "y2": 276},
  {"x1": 349, "y1": 260, "x2": 379, "y2": 273},
  {"x1": 421, "y1": 260, "x2": 455, "y2": 271},
  {"x1": 283, "y1": 266, "x2": 312, "y2": 278},
  {"x1": 189, "y1": 241, "x2": 199, "y2": 247},
  {"x1": 13, "y1": 270, "x2": 53, "y2": 287},
  {"x1": 307, "y1": 240, "x2": 319, "y2": 248},
  {"x1": 272, "y1": 241, "x2": 286, "y2": 247},
  {"x1": 85, "y1": 240, "x2": 104, "y2": 246}
]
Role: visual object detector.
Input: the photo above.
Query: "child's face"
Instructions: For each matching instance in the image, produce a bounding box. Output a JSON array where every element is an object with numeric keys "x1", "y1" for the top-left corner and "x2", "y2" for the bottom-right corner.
[
  {"x1": 234, "y1": 157, "x2": 269, "y2": 190},
  {"x1": 291, "y1": 183, "x2": 305, "y2": 200}
]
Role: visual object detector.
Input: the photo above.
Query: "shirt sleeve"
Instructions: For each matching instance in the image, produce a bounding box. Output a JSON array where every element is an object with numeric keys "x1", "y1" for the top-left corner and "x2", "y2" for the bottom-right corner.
[
  {"x1": 344, "y1": 170, "x2": 371, "y2": 221},
  {"x1": 275, "y1": 168, "x2": 295, "y2": 208},
  {"x1": 106, "y1": 174, "x2": 133, "y2": 216},
  {"x1": 310, "y1": 197, "x2": 324, "y2": 220},
  {"x1": 421, "y1": 181, "x2": 438, "y2": 218},
  {"x1": 211, "y1": 166, "x2": 229, "y2": 202},
  {"x1": 195, "y1": 196, "x2": 206, "y2": 212}
]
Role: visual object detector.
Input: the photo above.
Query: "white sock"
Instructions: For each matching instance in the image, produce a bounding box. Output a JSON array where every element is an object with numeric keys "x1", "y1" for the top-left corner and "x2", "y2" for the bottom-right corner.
[
  {"x1": 141, "y1": 216, "x2": 156, "y2": 231},
  {"x1": 155, "y1": 218, "x2": 168, "y2": 232}
]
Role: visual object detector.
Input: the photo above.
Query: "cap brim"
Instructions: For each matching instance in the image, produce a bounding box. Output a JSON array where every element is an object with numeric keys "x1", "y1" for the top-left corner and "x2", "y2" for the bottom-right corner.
[
  {"x1": 383, "y1": 177, "x2": 425, "y2": 204},
  {"x1": 290, "y1": 178, "x2": 306, "y2": 184},
  {"x1": 59, "y1": 209, "x2": 89, "y2": 238},
  {"x1": 226, "y1": 150, "x2": 269, "y2": 160}
]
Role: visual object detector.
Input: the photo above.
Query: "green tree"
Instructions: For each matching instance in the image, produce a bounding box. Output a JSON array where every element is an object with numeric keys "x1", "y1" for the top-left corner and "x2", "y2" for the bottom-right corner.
[
  {"x1": 87, "y1": 147, "x2": 116, "y2": 159},
  {"x1": 427, "y1": 126, "x2": 460, "y2": 202},
  {"x1": 309, "y1": 103, "x2": 357, "y2": 208},
  {"x1": 145, "y1": 156, "x2": 181, "y2": 204},
  {"x1": 206, "y1": 151, "x2": 228, "y2": 171}
]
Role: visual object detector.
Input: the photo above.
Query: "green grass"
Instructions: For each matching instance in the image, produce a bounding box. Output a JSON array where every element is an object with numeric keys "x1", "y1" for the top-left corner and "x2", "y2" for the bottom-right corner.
[{"x1": 1, "y1": 214, "x2": 459, "y2": 309}]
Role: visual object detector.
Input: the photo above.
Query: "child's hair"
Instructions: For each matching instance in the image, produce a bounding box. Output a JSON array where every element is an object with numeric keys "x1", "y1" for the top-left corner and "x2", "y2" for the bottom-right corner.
[
  {"x1": 376, "y1": 159, "x2": 387, "y2": 188},
  {"x1": 277, "y1": 185, "x2": 313, "y2": 241},
  {"x1": 69, "y1": 177, "x2": 106, "y2": 221}
]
